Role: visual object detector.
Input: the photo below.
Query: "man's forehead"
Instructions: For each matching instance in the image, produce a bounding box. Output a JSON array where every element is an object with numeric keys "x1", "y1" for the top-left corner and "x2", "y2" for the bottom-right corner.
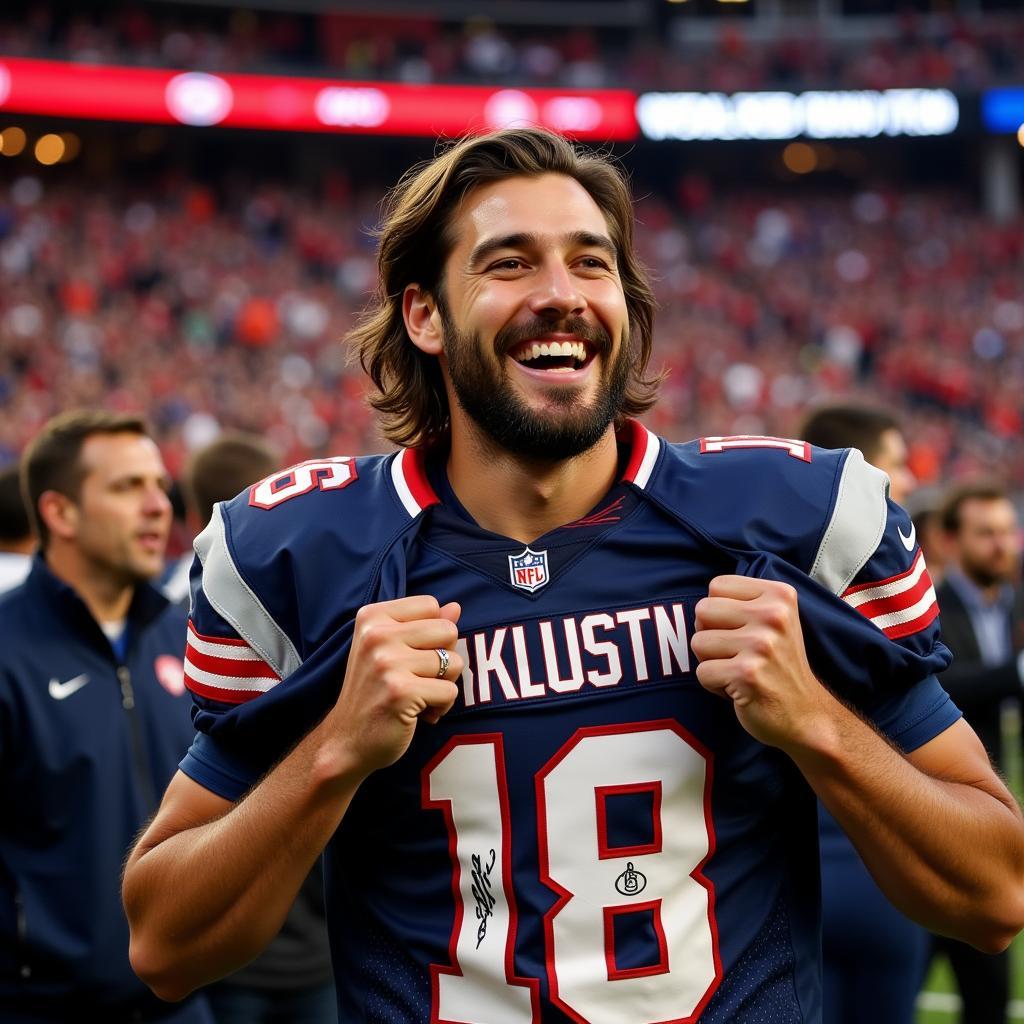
[
  {"x1": 81, "y1": 432, "x2": 165, "y2": 476},
  {"x1": 453, "y1": 173, "x2": 610, "y2": 249},
  {"x1": 961, "y1": 496, "x2": 1016, "y2": 526}
]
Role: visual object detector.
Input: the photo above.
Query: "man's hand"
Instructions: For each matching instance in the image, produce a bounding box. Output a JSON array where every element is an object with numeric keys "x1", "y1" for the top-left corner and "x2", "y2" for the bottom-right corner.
[
  {"x1": 691, "y1": 576, "x2": 834, "y2": 752},
  {"x1": 325, "y1": 595, "x2": 463, "y2": 775}
]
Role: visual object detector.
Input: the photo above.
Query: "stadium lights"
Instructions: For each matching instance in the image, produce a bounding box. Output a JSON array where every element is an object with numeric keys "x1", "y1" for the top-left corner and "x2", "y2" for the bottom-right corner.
[
  {"x1": 60, "y1": 132, "x2": 80, "y2": 162},
  {"x1": 0, "y1": 57, "x2": 637, "y2": 141},
  {"x1": 34, "y1": 133, "x2": 64, "y2": 165},
  {"x1": 31, "y1": 131, "x2": 79, "y2": 165},
  {"x1": 782, "y1": 142, "x2": 816, "y2": 174},
  {"x1": 0, "y1": 125, "x2": 26, "y2": 156},
  {"x1": 982, "y1": 88, "x2": 1024, "y2": 134},
  {"x1": 637, "y1": 89, "x2": 960, "y2": 141}
]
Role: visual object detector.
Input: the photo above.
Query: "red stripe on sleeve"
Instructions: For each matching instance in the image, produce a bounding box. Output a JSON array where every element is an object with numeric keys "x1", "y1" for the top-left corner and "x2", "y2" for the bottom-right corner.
[
  {"x1": 187, "y1": 620, "x2": 251, "y2": 647},
  {"x1": 881, "y1": 602, "x2": 941, "y2": 641},
  {"x1": 184, "y1": 646, "x2": 280, "y2": 680},
  {"x1": 842, "y1": 550, "x2": 923, "y2": 598},
  {"x1": 852, "y1": 569, "x2": 935, "y2": 622},
  {"x1": 184, "y1": 672, "x2": 265, "y2": 704}
]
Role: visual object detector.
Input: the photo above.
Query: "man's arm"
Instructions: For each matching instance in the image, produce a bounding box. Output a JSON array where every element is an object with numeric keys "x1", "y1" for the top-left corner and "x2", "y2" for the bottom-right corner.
[
  {"x1": 123, "y1": 596, "x2": 462, "y2": 1001},
  {"x1": 692, "y1": 575, "x2": 1024, "y2": 953}
]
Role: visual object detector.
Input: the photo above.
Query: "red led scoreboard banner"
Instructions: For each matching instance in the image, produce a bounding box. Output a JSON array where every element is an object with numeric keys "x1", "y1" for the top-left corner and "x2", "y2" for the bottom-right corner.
[{"x1": 0, "y1": 57, "x2": 638, "y2": 140}]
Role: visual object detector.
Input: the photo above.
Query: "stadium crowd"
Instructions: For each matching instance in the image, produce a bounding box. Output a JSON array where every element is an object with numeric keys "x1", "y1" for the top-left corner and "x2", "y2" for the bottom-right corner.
[
  {"x1": 1, "y1": 2, "x2": 1024, "y2": 92},
  {"x1": 0, "y1": 170, "x2": 1021, "y2": 508}
]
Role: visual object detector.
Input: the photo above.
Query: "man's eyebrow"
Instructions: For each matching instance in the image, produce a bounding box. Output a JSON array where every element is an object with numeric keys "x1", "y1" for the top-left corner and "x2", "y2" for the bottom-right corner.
[{"x1": 467, "y1": 230, "x2": 618, "y2": 269}]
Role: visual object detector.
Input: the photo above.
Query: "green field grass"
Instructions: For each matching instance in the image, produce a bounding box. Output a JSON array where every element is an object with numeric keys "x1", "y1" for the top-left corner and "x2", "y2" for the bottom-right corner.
[{"x1": 914, "y1": 706, "x2": 1022, "y2": 1023}]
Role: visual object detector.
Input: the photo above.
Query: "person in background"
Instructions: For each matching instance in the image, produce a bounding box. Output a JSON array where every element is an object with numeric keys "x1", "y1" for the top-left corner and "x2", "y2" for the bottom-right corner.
[
  {"x1": 797, "y1": 404, "x2": 916, "y2": 505},
  {"x1": 798, "y1": 403, "x2": 926, "y2": 1024},
  {"x1": 907, "y1": 487, "x2": 950, "y2": 588},
  {"x1": 161, "y1": 432, "x2": 281, "y2": 608},
  {"x1": 0, "y1": 410, "x2": 212, "y2": 1022},
  {"x1": 174, "y1": 431, "x2": 337, "y2": 1024},
  {"x1": 0, "y1": 465, "x2": 33, "y2": 594},
  {"x1": 930, "y1": 480, "x2": 1024, "y2": 1024}
]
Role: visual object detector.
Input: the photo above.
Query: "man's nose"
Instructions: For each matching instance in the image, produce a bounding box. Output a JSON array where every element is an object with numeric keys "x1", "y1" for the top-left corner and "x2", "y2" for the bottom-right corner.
[
  {"x1": 144, "y1": 485, "x2": 172, "y2": 517},
  {"x1": 527, "y1": 261, "x2": 586, "y2": 319}
]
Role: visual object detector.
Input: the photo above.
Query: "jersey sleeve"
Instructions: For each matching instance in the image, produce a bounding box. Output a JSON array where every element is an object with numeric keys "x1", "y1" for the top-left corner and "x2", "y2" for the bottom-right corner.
[
  {"x1": 736, "y1": 448, "x2": 956, "y2": 751},
  {"x1": 178, "y1": 497, "x2": 359, "y2": 800},
  {"x1": 178, "y1": 516, "x2": 351, "y2": 800},
  {"x1": 178, "y1": 453, "x2": 430, "y2": 800}
]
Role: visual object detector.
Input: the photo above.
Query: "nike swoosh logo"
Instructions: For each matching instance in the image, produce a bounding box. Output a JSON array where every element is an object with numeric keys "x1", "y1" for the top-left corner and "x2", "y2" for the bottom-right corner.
[
  {"x1": 48, "y1": 674, "x2": 90, "y2": 700},
  {"x1": 898, "y1": 523, "x2": 916, "y2": 551}
]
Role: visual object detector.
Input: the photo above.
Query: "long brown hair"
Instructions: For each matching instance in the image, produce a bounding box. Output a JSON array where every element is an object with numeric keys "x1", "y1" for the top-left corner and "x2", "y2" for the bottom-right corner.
[{"x1": 349, "y1": 127, "x2": 661, "y2": 448}]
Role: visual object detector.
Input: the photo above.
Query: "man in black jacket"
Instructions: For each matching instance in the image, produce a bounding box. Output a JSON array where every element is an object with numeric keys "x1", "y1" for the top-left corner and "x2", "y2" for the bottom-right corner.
[
  {"x1": 933, "y1": 479, "x2": 1024, "y2": 1024},
  {"x1": 0, "y1": 410, "x2": 211, "y2": 1023}
]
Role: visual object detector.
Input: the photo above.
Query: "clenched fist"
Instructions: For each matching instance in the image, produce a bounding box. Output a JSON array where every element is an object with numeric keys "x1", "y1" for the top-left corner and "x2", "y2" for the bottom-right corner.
[
  {"x1": 325, "y1": 595, "x2": 464, "y2": 775},
  {"x1": 691, "y1": 576, "x2": 836, "y2": 753}
]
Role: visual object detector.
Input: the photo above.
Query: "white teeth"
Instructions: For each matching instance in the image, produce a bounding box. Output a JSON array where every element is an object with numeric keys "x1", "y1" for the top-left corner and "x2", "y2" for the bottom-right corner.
[{"x1": 516, "y1": 341, "x2": 587, "y2": 364}]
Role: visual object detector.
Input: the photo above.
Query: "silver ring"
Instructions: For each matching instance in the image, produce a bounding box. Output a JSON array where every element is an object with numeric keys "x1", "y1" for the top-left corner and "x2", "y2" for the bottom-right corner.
[{"x1": 435, "y1": 648, "x2": 450, "y2": 678}]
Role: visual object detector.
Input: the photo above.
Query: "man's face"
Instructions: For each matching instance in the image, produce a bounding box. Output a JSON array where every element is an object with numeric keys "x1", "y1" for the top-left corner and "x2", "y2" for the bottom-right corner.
[
  {"x1": 871, "y1": 428, "x2": 916, "y2": 506},
  {"x1": 955, "y1": 497, "x2": 1020, "y2": 589},
  {"x1": 69, "y1": 433, "x2": 173, "y2": 584},
  {"x1": 436, "y1": 173, "x2": 631, "y2": 460}
]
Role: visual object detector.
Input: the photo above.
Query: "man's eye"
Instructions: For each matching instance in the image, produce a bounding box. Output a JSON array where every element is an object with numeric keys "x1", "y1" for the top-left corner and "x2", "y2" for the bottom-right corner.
[
  {"x1": 578, "y1": 256, "x2": 609, "y2": 270},
  {"x1": 490, "y1": 258, "x2": 524, "y2": 271}
]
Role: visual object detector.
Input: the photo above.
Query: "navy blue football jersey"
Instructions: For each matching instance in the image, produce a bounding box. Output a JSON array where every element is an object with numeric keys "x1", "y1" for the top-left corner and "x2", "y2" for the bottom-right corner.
[{"x1": 180, "y1": 423, "x2": 956, "y2": 1024}]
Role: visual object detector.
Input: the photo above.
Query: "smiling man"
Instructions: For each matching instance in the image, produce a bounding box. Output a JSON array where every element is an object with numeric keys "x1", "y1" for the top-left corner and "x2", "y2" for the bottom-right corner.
[
  {"x1": 124, "y1": 128, "x2": 1024, "y2": 1024},
  {"x1": 0, "y1": 410, "x2": 210, "y2": 1023}
]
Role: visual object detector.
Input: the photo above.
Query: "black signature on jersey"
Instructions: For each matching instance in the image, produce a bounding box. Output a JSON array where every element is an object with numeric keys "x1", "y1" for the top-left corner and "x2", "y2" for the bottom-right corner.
[{"x1": 471, "y1": 849, "x2": 497, "y2": 948}]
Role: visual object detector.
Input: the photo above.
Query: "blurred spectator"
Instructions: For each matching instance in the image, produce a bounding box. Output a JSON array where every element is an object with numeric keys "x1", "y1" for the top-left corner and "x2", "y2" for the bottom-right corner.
[
  {"x1": 1, "y1": 3, "x2": 1023, "y2": 91},
  {"x1": 936, "y1": 481, "x2": 1022, "y2": 767},
  {"x1": 798, "y1": 403, "x2": 915, "y2": 502},
  {"x1": 0, "y1": 465, "x2": 32, "y2": 593},
  {"x1": 162, "y1": 431, "x2": 280, "y2": 605},
  {"x1": 0, "y1": 410, "x2": 211, "y2": 1022},
  {"x1": 0, "y1": 175, "x2": 1022, "y2": 497},
  {"x1": 171, "y1": 430, "x2": 337, "y2": 1024},
  {"x1": 907, "y1": 487, "x2": 950, "y2": 586},
  {"x1": 799, "y1": 404, "x2": 927, "y2": 1024},
  {"x1": 929, "y1": 480, "x2": 1024, "y2": 1024}
]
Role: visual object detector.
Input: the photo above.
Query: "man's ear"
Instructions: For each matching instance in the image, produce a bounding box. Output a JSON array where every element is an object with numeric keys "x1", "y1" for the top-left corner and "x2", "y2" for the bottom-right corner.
[
  {"x1": 38, "y1": 490, "x2": 78, "y2": 542},
  {"x1": 403, "y1": 284, "x2": 444, "y2": 356}
]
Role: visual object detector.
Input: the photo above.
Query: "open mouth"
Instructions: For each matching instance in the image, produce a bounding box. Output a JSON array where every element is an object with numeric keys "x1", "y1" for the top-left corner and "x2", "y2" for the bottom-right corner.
[{"x1": 508, "y1": 339, "x2": 592, "y2": 374}]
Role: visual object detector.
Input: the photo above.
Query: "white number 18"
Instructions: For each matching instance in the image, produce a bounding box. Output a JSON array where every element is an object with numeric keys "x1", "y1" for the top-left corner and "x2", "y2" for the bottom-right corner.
[{"x1": 423, "y1": 722, "x2": 721, "y2": 1024}]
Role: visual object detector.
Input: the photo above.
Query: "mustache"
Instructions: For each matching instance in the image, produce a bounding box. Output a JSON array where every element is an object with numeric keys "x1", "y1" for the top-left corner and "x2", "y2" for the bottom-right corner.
[{"x1": 493, "y1": 316, "x2": 613, "y2": 358}]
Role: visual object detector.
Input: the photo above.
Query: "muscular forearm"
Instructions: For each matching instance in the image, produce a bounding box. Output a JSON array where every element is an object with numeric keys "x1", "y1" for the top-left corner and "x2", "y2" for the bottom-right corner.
[
  {"x1": 124, "y1": 719, "x2": 365, "y2": 1001},
  {"x1": 789, "y1": 703, "x2": 1024, "y2": 952}
]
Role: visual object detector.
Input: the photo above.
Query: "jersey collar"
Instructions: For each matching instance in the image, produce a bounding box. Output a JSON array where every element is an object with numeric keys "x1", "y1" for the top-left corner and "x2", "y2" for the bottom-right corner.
[
  {"x1": 618, "y1": 419, "x2": 661, "y2": 489},
  {"x1": 389, "y1": 419, "x2": 662, "y2": 519}
]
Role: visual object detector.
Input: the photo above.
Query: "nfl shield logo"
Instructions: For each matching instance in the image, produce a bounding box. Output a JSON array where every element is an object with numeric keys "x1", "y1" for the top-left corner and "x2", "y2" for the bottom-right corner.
[{"x1": 508, "y1": 547, "x2": 550, "y2": 593}]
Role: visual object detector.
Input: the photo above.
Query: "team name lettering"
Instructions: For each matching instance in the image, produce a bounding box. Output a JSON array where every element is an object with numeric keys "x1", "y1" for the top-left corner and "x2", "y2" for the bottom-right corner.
[{"x1": 455, "y1": 602, "x2": 691, "y2": 708}]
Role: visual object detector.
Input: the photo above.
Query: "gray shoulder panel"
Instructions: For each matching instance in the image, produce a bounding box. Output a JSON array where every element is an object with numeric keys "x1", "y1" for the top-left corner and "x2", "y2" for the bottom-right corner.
[
  {"x1": 193, "y1": 505, "x2": 303, "y2": 678},
  {"x1": 809, "y1": 449, "x2": 889, "y2": 596}
]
